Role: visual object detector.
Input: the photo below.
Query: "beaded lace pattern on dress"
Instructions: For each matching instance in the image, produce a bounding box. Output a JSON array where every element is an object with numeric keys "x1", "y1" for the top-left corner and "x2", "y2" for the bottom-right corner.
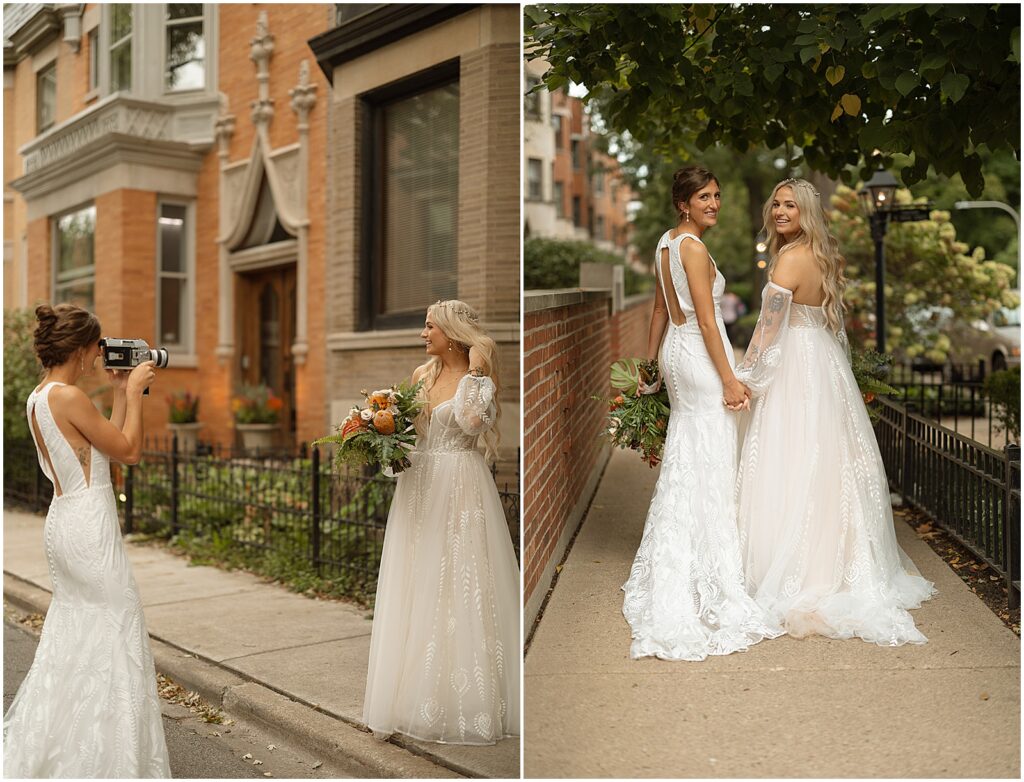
[
  {"x1": 621, "y1": 231, "x2": 783, "y2": 661},
  {"x1": 363, "y1": 374, "x2": 520, "y2": 744},
  {"x1": 3, "y1": 382, "x2": 171, "y2": 778}
]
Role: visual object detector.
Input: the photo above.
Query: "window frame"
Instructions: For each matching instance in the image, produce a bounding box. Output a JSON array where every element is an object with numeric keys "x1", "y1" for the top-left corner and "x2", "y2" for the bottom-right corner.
[
  {"x1": 88, "y1": 28, "x2": 99, "y2": 91},
  {"x1": 52, "y1": 204, "x2": 97, "y2": 312},
  {"x1": 108, "y1": 3, "x2": 133, "y2": 94},
  {"x1": 155, "y1": 199, "x2": 195, "y2": 355},
  {"x1": 163, "y1": 3, "x2": 206, "y2": 94},
  {"x1": 527, "y1": 158, "x2": 543, "y2": 201},
  {"x1": 525, "y1": 74, "x2": 541, "y2": 120},
  {"x1": 36, "y1": 63, "x2": 57, "y2": 135},
  {"x1": 359, "y1": 59, "x2": 461, "y2": 331}
]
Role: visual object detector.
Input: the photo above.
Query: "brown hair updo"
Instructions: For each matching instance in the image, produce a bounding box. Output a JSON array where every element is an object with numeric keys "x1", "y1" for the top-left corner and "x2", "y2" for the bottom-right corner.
[
  {"x1": 33, "y1": 303, "x2": 102, "y2": 368},
  {"x1": 671, "y1": 165, "x2": 720, "y2": 223}
]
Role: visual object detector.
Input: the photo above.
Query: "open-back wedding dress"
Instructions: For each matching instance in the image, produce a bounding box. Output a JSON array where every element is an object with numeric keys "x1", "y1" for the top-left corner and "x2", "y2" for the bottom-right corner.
[
  {"x1": 735, "y1": 282, "x2": 936, "y2": 645},
  {"x1": 4, "y1": 381, "x2": 170, "y2": 777},
  {"x1": 622, "y1": 231, "x2": 782, "y2": 661}
]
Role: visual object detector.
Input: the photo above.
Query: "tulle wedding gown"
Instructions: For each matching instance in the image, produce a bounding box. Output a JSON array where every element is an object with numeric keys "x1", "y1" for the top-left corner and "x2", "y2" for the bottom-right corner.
[
  {"x1": 735, "y1": 283, "x2": 936, "y2": 645},
  {"x1": 622, "y1": 231, "x2": 782, "y2": 661},
  {"x1": 4, "y1": 381, "x2": 170, "y2": 777},
  {"x1": 363, "y1": 374, "x2": 520, "y2": 744}
]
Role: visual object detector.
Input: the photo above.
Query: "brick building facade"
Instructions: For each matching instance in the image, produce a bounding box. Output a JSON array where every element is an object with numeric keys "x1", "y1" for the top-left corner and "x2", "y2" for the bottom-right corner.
[{"x1": 4, "y1": 3, "x2": 520, "y2": 474}]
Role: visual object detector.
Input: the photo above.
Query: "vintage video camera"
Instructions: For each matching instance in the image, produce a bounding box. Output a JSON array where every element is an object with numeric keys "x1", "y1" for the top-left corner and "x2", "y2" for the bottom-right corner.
[{"x1": 99, "y1": 338, "x2": 169, "y2": 394}]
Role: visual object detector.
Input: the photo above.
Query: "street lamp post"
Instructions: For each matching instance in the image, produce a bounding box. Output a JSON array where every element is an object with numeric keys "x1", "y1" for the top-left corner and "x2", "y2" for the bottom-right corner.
[{"x1": 857, "y1": 166, "x2": 932, "y2": 355}]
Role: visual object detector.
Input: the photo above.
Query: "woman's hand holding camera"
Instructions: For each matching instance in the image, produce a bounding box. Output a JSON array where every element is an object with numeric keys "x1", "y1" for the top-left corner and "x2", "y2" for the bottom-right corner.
[
  {"x1": 106, "y1": 368, "x2": 129, "y2": 392},
  {"x1": 127, "y1": 361, "x2": 157, "y2": 396}
]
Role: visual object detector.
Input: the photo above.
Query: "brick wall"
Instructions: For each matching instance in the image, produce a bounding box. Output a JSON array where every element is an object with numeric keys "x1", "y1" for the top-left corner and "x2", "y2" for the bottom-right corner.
[{"x1": 523, "y1": 291, "x2": 654, "y2": 625}]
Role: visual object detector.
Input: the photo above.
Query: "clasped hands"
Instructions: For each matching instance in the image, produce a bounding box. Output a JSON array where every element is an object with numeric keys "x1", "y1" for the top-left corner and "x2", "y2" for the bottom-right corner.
[{"x1": 723, "y1": 377, "x2": 751, "y2": 411}]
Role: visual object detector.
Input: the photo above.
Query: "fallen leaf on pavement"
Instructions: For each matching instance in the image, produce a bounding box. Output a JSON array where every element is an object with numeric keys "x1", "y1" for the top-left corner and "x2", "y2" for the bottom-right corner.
[
  {"x1": 267, "y1": 744, "x2": 276, "y2": 751},
  {"x1": 253, "y1": 760, "x2": 263, "y2": 766},
  {"x1": 243, "y1": 753, "x2": 253, "y2": 760},
  {"x1": 980, "y1": 692, "x2": 990, "y2": 701},
  {"x1": 312, "y1": 761, "x2": 323, "y2": 769}
]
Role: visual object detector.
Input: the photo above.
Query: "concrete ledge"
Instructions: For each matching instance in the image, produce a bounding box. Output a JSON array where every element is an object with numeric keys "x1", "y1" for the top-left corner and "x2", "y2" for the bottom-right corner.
[
  {"x1": 3, "y1": 571, "x2": 459, "y2": 779},
  {"x1": 524, "y1": 288, "x2": 610, "y2": 314}
]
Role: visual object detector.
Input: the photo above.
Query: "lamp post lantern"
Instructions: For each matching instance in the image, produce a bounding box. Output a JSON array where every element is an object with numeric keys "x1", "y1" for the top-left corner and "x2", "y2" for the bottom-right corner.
[{"x1": 857, "y1": 166, "x2": 932, "y2": 355}]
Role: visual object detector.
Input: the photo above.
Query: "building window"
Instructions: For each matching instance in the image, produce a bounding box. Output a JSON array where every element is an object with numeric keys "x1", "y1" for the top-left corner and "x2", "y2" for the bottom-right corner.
[
  {"x1": 571, "y1": 139, "x2": 581, "y2": 169},
  {"x1": 572, "y1": 195, "x2": 582, "y2": 227},
  {"x1": 165, "y1": 4, "x2": 205, "y2": 91},
  {"x1": 157, "y1": 203, "x2": 192, "y2": 350},
  {"x1": 595, "y1": 215, "x2": 605, "y2": 241},
  {"x1": 365, "y1": 66, "x2": 459, "y2": 329},
  {"x1": 593, "y1": 170, "x2": 605, "y2": 196},
  {"x1": 552, "y1": 114, "x2": 564, "y2": 147},
  {"x1": 527, "y1": 158, "x2": 543, "y2": 201},
  {"x1": 110, "y1": 4, "x2": 132, "y2": 92},
  {"x1": 554, "y1": 182, "x2": 565, "y2": 218},
  {"x1": 36, "y1": 63, "x2": 57, "y2": 134},
  {"x1": 88, "y1": 28, "x2": 99, "y2": 90},
  {"x1": 54, "y1": 206, "x2": 96, "y2": 311},
  {"x1": 525, "y1": 74, "x2": 541, "y2": 120}
]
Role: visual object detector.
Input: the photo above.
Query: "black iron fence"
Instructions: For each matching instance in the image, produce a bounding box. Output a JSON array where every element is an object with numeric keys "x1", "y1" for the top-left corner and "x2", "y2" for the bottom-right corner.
[
  {"x1": 888, "y1": 361, "x2": 1013, "y2": 448},
  {"x1": 874, "y1": 396, "x2": 1020, "y2": 609},
  {"x1": 4, "y1": 438, "x2": 521, "y2": 596}
]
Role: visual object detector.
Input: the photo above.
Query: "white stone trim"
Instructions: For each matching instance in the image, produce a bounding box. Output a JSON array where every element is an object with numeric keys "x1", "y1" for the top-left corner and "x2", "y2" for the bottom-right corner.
[
  {"x1": 227, "y1": 240, "x2": 298, "y2": 273},
  {"x1": 31, "y1": 40, "x2": 58, "y2": 72},
  {"x1": 327, "y1": 321, "x2": 520, "y2": 351}
]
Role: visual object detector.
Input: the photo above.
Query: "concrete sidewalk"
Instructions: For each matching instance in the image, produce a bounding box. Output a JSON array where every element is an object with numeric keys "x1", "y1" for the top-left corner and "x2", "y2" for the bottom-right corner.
[
  {"x1": 3, "y1": 507, "x2": 519, "y2": 779},
  {"x1": 525, "y1": 448, "x2": 1021, "y2": 778}
]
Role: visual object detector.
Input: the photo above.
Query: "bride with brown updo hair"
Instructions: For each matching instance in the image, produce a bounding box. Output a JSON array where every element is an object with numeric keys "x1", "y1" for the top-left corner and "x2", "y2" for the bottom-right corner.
[{"x1": 3, "y1": 303, "x2": 170, "y2": 777}]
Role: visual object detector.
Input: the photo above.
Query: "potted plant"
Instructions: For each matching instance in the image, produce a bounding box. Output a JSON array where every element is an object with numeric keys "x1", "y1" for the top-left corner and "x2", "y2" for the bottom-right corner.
[
  {"x1": 232, "y1": 383, "x2": 284, "y2": 452},
  {"x1": 167, "y1": 389, "x2": 202, "y2": 453}
]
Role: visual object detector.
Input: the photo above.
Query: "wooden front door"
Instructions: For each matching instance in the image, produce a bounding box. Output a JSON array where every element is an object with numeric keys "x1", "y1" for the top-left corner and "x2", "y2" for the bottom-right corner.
[{"x1": 237, "y1": 266, "x2": 297, "y2": 442}]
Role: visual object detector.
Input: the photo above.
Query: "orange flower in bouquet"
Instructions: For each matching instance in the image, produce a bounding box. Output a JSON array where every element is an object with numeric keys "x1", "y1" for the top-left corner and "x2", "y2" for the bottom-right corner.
[{"x1": 314, "y1": 380, "x2": 425, "y2": 474}]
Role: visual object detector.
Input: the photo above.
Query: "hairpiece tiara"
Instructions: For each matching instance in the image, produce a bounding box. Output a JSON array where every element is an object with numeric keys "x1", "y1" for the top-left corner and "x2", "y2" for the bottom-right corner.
[
  {"x1": 433, "y1": 300, "x2": 479, "y2": 322},
  {"x1": 781, "y1": 178, "x2": 820, "y2": 197}
]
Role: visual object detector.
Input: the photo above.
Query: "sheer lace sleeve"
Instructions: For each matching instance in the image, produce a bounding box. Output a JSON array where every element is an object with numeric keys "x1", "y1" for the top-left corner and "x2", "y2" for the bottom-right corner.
[
  {"x1": 735, "y1": 282, "x2": 794, "y2": 396},
  {"x1": 453, "y1": 374, "x2": 497, "y2": 435},
  {"x1": 836, "y1": 325, "x2": 853, "y2": 364}
]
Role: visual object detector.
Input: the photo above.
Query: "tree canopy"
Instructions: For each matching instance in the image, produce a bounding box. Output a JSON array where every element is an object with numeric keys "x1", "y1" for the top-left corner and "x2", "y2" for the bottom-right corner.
[{"x1": 525, "y1": 4, "x2": 1020, "y2": 196}]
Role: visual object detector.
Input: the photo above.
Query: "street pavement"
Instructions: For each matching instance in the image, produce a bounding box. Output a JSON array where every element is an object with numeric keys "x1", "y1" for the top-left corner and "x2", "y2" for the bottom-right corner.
[
  {"x1": 524, "y1": 447, "x2": 1021, "y2": 779},
  {"x1": 4, "y1": 618, "x2": 341, "y2": 779},
  {"x1": 3, "y1": 506, "x2": 519, "y2": 779}
]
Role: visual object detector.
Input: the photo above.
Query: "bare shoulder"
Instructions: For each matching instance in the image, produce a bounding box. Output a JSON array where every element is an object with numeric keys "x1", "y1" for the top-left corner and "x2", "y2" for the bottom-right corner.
[
  {"x1": 678, "y1": 237, "x2": 712, "y2": 270},
  {"x1": 48, "y1": 383, "x2": 90, "y2": 407}
]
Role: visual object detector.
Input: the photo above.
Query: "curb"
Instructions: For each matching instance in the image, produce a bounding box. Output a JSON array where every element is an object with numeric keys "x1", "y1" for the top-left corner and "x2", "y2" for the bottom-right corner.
[{"x1": 3, "y1": 573, "x2": 461, "y2": 779}]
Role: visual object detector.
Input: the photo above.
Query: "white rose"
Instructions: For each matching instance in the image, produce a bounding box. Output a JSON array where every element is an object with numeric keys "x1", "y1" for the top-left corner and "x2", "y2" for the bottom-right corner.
[{"x1": 360, "y1": 409, "x2": 373, "y2": 421}]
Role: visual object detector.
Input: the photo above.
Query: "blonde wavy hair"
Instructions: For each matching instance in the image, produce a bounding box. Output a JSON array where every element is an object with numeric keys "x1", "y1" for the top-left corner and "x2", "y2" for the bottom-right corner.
[
  {"x1": 421, "y1": 299, "x2": 501, "y2": 463},
  {"x1": 762, "y1": 178, "x2": 847, "y2": 335}
]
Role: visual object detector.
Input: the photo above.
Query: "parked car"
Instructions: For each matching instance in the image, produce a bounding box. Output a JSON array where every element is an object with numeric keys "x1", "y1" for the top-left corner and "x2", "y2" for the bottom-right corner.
[{"x1": 902, "y1": 305, "x2": 1020, "y2": 378}]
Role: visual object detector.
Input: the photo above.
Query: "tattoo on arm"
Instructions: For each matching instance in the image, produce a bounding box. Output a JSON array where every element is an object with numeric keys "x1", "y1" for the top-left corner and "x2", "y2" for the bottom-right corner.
[{"x1": 75, "y1": 445, "x2": 90, "y2": 469}]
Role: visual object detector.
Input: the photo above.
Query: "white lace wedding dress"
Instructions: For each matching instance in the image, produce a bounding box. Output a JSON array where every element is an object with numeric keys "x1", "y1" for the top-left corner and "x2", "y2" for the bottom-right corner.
[
  {"x1": 363, "y1": 374, "x2": 520, "y2": 744},
  {"x1": 4, "y1": 382, "x2": 171, "y2": 777},
  {"x1": 735, "y1": 283, "x2": 936, "y2": 645},
  {"x1": 622, "y1": 231, "x2": 783, "y2": 661}
]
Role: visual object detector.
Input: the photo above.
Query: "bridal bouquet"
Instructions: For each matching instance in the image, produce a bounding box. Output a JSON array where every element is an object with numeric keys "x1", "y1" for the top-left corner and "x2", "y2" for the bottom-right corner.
[
  {"x1": 596, "y1": 358, "x2": 671, "y2": 468},
  {"x1": 851, "y1": 349, "x2": 900, "y2": 419},
  {"x1": 314, "y1": 380, "x2": 425, "y2": 474}
]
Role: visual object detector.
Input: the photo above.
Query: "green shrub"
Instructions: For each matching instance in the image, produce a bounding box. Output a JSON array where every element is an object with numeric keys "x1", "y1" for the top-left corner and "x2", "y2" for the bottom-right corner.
[
  {"x1": 524, "y1": 237, "x2": 654, "y2": 296},
  {"x1": 4, "y1": 309, "x2": 41, "y2": 445},
  {"x1": 984, "y1": 365, "x2": 1021, "y2": 443}
]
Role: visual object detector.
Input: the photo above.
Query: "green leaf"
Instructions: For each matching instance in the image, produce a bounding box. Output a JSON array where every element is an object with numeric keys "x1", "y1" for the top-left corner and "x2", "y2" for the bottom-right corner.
[
  {"x1": 831, "y1": 103, "x2": 844, "y2": 122},
  {"x1": 940, "y1": 71, "x2": 969, "y2": 103},
  {"x1": 919, "y1": 53, "x2": 947, "y2": 72},
  {"x1": 799, "y1": 45, "x2": 820, "y2": 64},
  {"x1": 861, "y1": 60, "x2": 878, "y2": 79},
  {"x1": 797, "y1": 17, "x2": 819, "y2": 34},
  {"x1": 895, "y1": 70, "x2": 920, "y2": 96},
  {"x1": 794, "y1": 33, "x2": 818, "y2": 46},
  {"x1": 960, "y1": 153, "x2": 984, "y2": 197},
  {"x1": 764, "y1": 63, "x2": 785, "y2": 83},
  {"x1": 1011, "y1": 27, "x2": 1020, "y2": 63},
  {"x1": 524, "y1": 6, "x2": 549, "y2": 26},
  {"x1": 826, "y1": 65, "x2": 846, "y2": 85}
]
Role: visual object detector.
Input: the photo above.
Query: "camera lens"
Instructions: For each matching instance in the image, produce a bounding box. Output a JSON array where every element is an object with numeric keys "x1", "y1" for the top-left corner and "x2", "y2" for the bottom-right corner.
[{"x1": 149, "y1": 348, "x2": 170, "y2": 368}]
